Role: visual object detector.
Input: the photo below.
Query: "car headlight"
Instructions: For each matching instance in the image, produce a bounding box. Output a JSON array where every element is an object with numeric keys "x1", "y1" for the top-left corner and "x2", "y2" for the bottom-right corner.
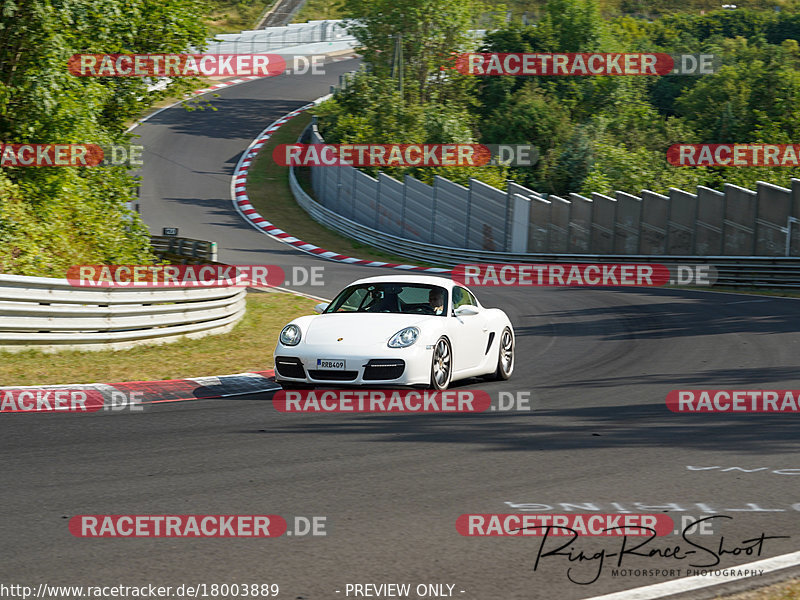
[
  {"x1": 280, "y1": 324, "x2": 302, "y2": 346},
  {"x1": 388, "y1": 326, "x2": 419, "y2": 348}
]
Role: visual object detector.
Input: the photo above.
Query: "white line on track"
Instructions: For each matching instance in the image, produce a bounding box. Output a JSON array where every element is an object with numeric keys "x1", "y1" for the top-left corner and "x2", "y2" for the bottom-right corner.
[{"x1": 582, "y1": 550, "x2": 800, "y2": 600}]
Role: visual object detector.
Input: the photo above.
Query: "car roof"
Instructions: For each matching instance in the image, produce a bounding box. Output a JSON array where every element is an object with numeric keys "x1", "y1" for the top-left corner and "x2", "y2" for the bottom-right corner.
[{"x1": 348, "y1": 274, "x2": 457, "y2": 289}]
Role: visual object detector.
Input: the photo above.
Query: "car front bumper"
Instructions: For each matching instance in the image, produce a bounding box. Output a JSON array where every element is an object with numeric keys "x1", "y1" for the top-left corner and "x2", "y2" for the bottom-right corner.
[{"x1": 273, "y1": 342, "x2": 433, "y2": 387}]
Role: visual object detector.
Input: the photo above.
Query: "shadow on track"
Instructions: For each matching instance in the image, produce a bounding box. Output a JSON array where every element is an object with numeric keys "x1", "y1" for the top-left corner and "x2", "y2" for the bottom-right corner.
[{"x1": 515, "y1": 287, "x2": 800, "y2": 341}]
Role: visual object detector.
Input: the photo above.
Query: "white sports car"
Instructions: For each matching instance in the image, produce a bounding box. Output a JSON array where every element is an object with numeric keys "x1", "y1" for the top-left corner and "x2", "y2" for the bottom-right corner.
[{"x1": 273, "y1": 275, "x2": 514, "y2": 390}]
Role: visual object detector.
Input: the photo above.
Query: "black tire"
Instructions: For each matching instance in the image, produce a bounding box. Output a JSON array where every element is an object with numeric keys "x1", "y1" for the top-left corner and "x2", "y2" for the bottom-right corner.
[
  {"x1": 490, "y1": 327, "x2": 514, "y2": 381},
  {"x1": 429, "y1": 337, "x2": 452, "y2": 390}
]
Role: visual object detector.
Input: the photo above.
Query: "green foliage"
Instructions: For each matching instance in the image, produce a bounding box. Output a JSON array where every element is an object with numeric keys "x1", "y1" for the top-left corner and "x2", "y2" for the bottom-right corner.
[
  {"x1": 580, "y1": 142, "x2": 710, "y2": 196},
  {"x1": 341, "y1": 0, "x2": 492, "y2": 102},
  {"x1": 293, "y1": 0, "x2": 345, "y2": 23},
  {"x1": 533, "y1": 0, "x2": 606, "y2": 52},
  {"x1": 0, "y1": 0, "x2": 209, "y2": 276},
  {"x1": 315, "y1": 71, "x2": 507, "y2": 187},
  {"x1": 314, "y1": 0, "x2": 800, "y2": 199},
  {"x1": 474, "y1": 1, "x2": 800, "y2": 196}
]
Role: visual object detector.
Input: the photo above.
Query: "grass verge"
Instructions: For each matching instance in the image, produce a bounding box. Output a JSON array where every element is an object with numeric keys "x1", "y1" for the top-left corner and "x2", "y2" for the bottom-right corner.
[
  {"x1": 206, "y1": 0, "x2": 273, "y2": 34},
  {"x1": 293, "y1": 0, "x2": 343, "y2": 22},
  {"x1": 0, "y1": 292, "x2": 315, "y2": 386},
  {"x1": 245, "y1": 111, "x2": 443, "y2": 267}
]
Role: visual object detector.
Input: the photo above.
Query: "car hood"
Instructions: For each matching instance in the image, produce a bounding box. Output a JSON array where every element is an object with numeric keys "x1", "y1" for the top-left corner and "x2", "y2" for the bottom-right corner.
[{"x1": 304, "y1": 313, "x2": 437, "y2": 347}]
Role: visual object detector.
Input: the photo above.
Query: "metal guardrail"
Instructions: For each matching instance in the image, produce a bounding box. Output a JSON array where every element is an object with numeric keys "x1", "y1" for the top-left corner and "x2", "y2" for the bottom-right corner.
[
  {"x1": 0, "y1": 274, "x2": 246, "y2": 352},
  {"x1": 205, "y1": 21, "x2": 354, "y2": 54},
  {"x1": 290, "y1": 160, "x2": 800, "y2": 289}
]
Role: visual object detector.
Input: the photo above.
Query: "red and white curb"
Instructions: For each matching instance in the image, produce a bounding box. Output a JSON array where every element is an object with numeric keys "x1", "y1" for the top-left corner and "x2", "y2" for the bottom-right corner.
[
  {"x1": 0, "y1": 371, "x2": 279, "y2": 411},
  {"x1": 191, "y1": 54, "x2": 357, "y2": 96},
  {"x1": 229, "y1": 98, "x2": 451, "y2": 274},
  {"x1": 191, "y1": 75, "x2": 265, "y2": 95}
]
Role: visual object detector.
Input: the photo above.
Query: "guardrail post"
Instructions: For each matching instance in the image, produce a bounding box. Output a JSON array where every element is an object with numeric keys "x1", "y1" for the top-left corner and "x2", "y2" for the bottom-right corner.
[
  {"x1": 400, "y1": 176, "x2": 408, "y2": 238},
  {"x1": 375, "y1": 176, "x2": 381, "y2": 229},
  {"x1": 464, "y1": 181, "x2": 473, "y2": 247},
  {"x1": 429, "y1": 180, "x2": 438, "y2": 243},
  {"x1": 788, "y1": 217, "x2": 799, "y2": 257}
]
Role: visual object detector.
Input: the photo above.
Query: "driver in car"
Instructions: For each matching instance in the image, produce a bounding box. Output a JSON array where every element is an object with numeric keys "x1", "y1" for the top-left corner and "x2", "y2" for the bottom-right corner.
[{"x1": 429, "y1": 288, "x2": 445, "y2": 315}]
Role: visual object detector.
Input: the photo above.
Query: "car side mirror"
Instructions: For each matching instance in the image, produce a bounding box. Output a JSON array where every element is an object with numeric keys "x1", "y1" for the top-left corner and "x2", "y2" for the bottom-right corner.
[
  {"x1": 314, "y1": 302, "x2": 330, "y2": 314},
  {"x1": 454, "y1": 305, "x2": 480, "y2": 316}
]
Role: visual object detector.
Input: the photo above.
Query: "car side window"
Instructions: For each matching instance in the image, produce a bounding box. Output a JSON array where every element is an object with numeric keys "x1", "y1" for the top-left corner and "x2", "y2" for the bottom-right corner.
[
  {"x1": 452, "y1": 286, "x2": 477, "y2": 309},
  {"x1": 338, "y1": 288, "x2": 367, "y2": 312}
]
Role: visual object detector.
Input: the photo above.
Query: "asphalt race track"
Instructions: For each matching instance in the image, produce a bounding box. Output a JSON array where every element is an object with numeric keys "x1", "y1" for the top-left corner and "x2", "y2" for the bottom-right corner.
[{"x1": 3, "y1": 58, "x2": 800, "y2": 600}]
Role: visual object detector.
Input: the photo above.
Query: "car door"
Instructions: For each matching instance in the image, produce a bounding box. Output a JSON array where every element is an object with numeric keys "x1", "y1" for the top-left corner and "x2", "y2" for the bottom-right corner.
[{"x1": 448, "y1": 286, "x2": 490, "y2": 372}]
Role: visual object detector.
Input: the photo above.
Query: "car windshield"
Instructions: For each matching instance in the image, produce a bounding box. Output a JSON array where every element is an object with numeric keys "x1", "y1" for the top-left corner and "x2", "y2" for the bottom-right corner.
[{"x1": 324, "y1": 283, "x2": 449, "y2": 316}]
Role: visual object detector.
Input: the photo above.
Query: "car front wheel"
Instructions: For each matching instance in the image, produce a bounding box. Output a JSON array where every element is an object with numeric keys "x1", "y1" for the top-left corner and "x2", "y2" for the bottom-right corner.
[
  {"x1": 491, "y1": 327, "x2": 514, "y2": 380},
  {"x1": 429, "y1": 337, "x2": 452, "y2": 390}
]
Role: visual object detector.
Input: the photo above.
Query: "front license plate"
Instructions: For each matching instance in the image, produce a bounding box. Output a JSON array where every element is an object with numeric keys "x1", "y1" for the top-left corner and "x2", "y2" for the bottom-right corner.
[{"x1": 317, "y1": 359, "x2": 345, "y2": 370}]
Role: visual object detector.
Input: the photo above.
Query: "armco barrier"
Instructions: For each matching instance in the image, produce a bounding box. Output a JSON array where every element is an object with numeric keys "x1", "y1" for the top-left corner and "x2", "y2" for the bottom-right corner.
[
  {"x1": 290, "y1": 158, "x2": 800, "y2": 289},
  {"x1": 318, "y1": 71, "x2": 800, "y2": 257},
  {"x1": 0, "y1": 274, "x2": 246, "y2": 352},
  {"x1": 205, "y1": 20, "x2": 353, "y2": 54}
]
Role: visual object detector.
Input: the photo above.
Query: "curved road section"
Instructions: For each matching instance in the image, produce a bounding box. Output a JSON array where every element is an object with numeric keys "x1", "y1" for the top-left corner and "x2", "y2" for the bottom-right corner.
[{"x1": 2, "y1": 59, "x2": 800, "y2": 600}]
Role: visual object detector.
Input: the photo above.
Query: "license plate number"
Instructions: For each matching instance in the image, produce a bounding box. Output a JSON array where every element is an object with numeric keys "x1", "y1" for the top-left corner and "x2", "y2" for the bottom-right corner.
[{"x1": 317, "y1": 359, "x2": 345, "y2": 370}]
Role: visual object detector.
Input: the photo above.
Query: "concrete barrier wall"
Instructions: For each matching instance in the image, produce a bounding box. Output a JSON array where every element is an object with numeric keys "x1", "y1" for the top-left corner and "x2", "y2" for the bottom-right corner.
[
  {"x1": 568, "y1": 193, "x2": 593, "y2": 253},
  {"x1": 695, "y1": 186, "x2": 725, "y2": 256},
  {"x1": 590, "y1": 193, "x2": 616, "y2": 253},
  {"x1": 549, "y1": 195, "x2": 571, "y2": 253},
  {"x1": 468, "y1": 179, "x2": 508, "y2": 251},
  {"x1": 723, "y1": 184, "x2": 757, "y2": 255},
  {"x1": 614, "y1": 192, "x2": 641, "y2": 254},
  {"x1": 402, "y1": 176, "x2": 434, "y2": 242},
  {"x1": 306, "y1": 122, "x2": 800, "y2": 256},
  {"x1": 431, "y1": 176, "x2": 468, "y2": 247},
  {"x1": 667, "y1": 188, "x2": 697, "y2": 255},
  {"x1": 755, "y1": 182, "x2": 791, "y2": 256},
  {"x1": 528, "y1": 196, "x2": 552, "y2": 253},
  {"x1": 377, "y1": 173, "x2": 404, "y2": 237},
  {"x1": 640, "y1": 190, "x2": 669, "y2": 255}
]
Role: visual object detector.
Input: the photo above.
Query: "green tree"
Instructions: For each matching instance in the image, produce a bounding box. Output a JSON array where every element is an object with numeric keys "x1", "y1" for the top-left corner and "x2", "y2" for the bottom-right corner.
[
  {"x1": 342, "y1": 0, "x2": 492, "y2": 102},
  {"x1": 0, "y1": 0, "x2": 209, "y2": 276}
]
